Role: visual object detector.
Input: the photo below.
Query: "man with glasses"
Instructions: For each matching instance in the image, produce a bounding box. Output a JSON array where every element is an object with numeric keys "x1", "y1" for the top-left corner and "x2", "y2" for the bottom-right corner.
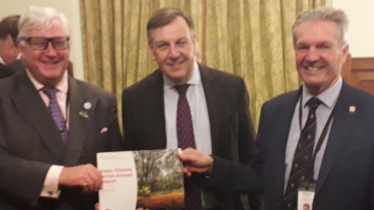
[{"x1": 0, "y1": 6, "x2": 123, "y2": 210}]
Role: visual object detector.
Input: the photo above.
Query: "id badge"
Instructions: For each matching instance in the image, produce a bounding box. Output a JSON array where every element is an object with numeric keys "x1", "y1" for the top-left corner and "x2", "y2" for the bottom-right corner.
[{"x1": 297, "y1": 182, "x2": 316, "y2": 210}]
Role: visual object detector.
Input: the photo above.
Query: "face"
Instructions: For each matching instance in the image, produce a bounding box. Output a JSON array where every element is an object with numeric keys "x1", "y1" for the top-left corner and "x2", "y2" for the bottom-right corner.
[
  {"x1": 294, "y1": 20, "x2": 348, "y2": 95},
  {"x1": 148, "y1": 16, "x2": 197, "y2": 86},
  {"x1": 0, "y1": 35, "x2": 14, "y2": 64},
  {"x1": 19, "y1": 23, "x2": 70, "y2": 87}
]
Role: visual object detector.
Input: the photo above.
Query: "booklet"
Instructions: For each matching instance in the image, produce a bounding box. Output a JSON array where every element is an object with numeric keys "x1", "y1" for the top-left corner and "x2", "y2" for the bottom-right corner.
[{"x1": 97, "y1": 149, "x2": 184, "y2": 210}]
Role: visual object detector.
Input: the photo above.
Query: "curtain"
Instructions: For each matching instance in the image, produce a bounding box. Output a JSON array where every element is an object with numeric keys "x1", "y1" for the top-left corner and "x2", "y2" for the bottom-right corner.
[{"x1": 79, "y1": 0, "x2": 325, "y2": 129}]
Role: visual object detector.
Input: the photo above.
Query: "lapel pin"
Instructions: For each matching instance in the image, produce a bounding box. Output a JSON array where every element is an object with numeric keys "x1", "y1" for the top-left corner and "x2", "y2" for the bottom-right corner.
[
  {"x1": 83, "y1": 102, "x2": 92, "y2": 110},
  {"x1": 79, "y1": 111, "x2": 89, "y2": 118},
  {"x1": 349, "y1": 106, "x2": 356, "y2": 113}
]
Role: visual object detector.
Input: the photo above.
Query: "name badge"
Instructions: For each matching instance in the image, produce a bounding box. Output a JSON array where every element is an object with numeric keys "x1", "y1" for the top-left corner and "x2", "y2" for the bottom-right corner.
[{"x1": 297, "y1": 182, "x2": 316, "y2": 210}]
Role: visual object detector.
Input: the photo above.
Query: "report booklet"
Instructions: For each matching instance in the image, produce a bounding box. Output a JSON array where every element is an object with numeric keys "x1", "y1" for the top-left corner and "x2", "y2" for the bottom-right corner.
[{"x1": 97, "y1": 149, "x2": 184, "y2": 210}]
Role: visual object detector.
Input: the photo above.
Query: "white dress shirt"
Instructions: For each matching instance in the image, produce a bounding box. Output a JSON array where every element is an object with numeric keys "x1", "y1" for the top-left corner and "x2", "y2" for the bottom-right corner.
[
  {"x1": 163, "y1": 61, "x2": 212, "y2": 154},
  {"x1": 27, "y1": 70, "x2": 69, "y2": 198}
]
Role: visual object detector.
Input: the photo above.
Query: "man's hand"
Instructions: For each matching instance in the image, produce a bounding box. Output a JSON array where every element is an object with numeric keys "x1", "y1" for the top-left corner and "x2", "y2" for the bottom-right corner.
[
  {"x1": 177, "y1": 148, "x2": 214, "y2": 176},
  {"x1": 59, "y1": 164, "x2": 102, "y2": 193}
]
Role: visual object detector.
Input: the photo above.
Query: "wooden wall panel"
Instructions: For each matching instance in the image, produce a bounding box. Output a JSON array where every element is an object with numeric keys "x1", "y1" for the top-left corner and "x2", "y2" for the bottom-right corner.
[{"x1": 342, "y1": 56, "x2": 374, "y2": 94}]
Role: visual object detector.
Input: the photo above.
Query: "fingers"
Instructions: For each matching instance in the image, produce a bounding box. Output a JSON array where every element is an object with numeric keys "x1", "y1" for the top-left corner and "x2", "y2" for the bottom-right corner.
[
  {"x1": 83, "y1": 166, "x2": 103, "y2": 193},
  {"x1": 178, "y1": 148, "x2": 214, "y2": 175},
  {"x1": 59, "y1": 164, "x2": 103, "y2": 193}
]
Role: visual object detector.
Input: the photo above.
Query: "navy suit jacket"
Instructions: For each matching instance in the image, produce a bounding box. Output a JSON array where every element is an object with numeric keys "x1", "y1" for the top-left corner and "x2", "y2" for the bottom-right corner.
[
  {"x1": 0, "y1": 71, "x2": 124, "y2": 209},
  {"x1": 122, "y1": 64, "x2": 259, "y2": 210},
  {"x1": 206, "y1": 82, "x2": 374, "y2": 210}
]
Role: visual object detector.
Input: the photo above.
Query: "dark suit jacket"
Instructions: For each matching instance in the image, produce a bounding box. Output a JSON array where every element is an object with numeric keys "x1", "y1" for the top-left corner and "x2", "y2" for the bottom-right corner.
[
  {"x1": 8, "y1": 59, "x2": 25, "y2": 72},
  {"x1": 0, "y1": 63, "x2": 15, "y2": 79},
  {"x1": 0, "y1": 71, "x2": 124, "y2": 210},
  {"x1": 206, "y1": 82, "x2": 374, "y2": 210},
  {"x1": 122, "y1": 64, "x2": 259, "y2": 210}
]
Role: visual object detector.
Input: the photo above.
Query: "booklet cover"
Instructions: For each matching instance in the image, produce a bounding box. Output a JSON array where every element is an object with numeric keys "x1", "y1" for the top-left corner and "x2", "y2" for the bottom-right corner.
[{"x1": 97, "y1": 149, "x2": 184, "y2": 210}]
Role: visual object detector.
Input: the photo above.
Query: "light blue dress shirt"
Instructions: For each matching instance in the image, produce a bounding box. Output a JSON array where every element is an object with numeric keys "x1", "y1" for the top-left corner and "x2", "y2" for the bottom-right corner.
[{"x1": 284, "y1": 77, "x2": 343, "y2": 192}]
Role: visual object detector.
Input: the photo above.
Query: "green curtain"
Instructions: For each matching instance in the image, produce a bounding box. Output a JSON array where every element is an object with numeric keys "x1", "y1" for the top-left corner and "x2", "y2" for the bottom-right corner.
[{"x1": 79, "y1": 0, "x2": 326, "y2": 129}]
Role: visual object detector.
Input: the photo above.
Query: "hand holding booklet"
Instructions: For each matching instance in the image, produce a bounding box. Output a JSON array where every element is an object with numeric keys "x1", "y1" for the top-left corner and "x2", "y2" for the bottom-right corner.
[{"x1": 97, "y1": 149, "x2": 184, "y2": 210}]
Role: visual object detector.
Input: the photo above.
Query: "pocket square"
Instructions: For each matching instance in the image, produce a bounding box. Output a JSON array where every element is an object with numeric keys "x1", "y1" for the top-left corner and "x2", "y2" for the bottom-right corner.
[{"x1": 100, "y1": 127, "x2": 108, "y2": 133}]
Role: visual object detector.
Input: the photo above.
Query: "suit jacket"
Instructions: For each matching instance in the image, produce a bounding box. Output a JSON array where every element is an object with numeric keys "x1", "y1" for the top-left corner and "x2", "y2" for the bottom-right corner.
[
  {"x1": 8, "y1": 59, "x2": 25, "y2": 72},
  {"x1": 206, "y1": 82, "x2": 374, "y2": 210},
  {"x1": 122, "y1": 64, "x2": 259, "y2": 210},
  {"x1": 0, "y1": 63, "x2": 15, "y2": 79},
  {"x1": 0, "y1": 71, "x2": 124, "y2": 210}
]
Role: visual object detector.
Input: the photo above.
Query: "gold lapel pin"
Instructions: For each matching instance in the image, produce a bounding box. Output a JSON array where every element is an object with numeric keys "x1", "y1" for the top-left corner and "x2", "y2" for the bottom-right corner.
[{"x1": 349, "y1": 106, "x2": 356, "y2": 113}]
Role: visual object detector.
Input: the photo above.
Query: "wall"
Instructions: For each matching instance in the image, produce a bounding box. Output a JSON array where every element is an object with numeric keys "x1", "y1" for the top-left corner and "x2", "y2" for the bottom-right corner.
[
  {"x1": 326, "y1": 0, "x2": 374, "y2": 57},
  {"x1": 0, "y1": 0, "x2": 84, "y2": 80}
]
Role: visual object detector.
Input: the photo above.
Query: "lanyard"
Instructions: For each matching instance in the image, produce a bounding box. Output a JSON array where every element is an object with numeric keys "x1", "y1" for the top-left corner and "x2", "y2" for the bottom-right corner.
[{"x1": 298, "y1": 94, "x2": 336, "y2": 182}]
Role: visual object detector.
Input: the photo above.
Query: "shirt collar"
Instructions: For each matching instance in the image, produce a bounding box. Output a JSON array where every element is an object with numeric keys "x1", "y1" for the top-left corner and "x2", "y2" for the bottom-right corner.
[
  {"x1": 302, "y1": 76, "x2": 343, "y2": 109},
  {"x1": 26, "y1": 69, "x2": 68, "y2": 94},
  {"x1": 163, "y1": 61, "x2": 200, "y2": 89}
]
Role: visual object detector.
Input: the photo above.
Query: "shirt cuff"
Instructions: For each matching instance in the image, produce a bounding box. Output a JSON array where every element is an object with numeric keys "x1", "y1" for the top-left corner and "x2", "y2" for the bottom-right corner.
[{"x1": 40, "y1": 165, "x2": 64, "y2": 198}]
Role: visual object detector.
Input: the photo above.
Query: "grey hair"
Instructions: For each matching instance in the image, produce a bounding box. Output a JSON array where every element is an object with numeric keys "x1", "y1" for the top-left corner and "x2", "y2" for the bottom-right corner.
[
  {"x1": 17, "y1": 6, "x2": 71, "y2": 39},
  {"x1": 292, "y1": 7, "x2": 348, "y2": 47}
]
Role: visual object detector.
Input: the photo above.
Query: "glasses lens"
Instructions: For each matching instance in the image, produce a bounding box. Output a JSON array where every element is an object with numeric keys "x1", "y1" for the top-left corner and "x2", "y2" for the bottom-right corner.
[
  {"x1": 52, "y1": 37, "x2": 69, "y2": 50},
  {"x1": 29, "y1": 37, "x2": 48, "y2": 50}
]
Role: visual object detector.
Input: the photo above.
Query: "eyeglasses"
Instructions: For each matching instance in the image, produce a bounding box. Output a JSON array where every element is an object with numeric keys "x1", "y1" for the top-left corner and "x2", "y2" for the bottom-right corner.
[{"x1": 20, "y1": 37, "x2": 70, "y2": 51}]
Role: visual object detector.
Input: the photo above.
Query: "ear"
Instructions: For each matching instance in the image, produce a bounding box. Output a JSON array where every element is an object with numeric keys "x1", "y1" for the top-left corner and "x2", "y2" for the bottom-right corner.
[
  {"x1": 148, "y1": 41, "x2": 156, "y2": 60},
  {"x1": 340, "y1": 44, "x2": 349, "y2": 63},
  {"x1": 5, "y1": 34, "x2": 16, "y2": 48},
  {"x1": 191, "y1": 35, "x2": 198, "y2": 55}
]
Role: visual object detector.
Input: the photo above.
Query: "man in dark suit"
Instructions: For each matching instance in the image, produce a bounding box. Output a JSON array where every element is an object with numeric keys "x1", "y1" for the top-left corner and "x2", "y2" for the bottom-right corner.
[
  {"x1": 0, "y1": 6, "x2": 123, "y2": 209},
  {"x1": 122, "y1": 7, "x2": 259, "y2": 210},
  {"x1": 178, "y1": 8, "x2": 374, "y2": 210},
  {"x1": 0, "y1": 15, "x2": 24, "y2": 74}
]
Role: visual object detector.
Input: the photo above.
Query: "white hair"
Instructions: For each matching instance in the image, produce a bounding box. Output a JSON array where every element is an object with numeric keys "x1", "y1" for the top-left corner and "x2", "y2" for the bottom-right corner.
[{"x1": 17, "y1": 6, "x2": 71, "y2": 38}]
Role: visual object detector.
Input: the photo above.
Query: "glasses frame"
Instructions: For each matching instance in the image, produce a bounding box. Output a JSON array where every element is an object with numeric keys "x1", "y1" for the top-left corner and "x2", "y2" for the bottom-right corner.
[{"x1": 20, "y1": 37, "x2": 70, "y2": 51}]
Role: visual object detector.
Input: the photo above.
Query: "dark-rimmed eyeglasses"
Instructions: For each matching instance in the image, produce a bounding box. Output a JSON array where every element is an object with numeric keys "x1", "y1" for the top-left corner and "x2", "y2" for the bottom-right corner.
[{"x1": 20, "y1": 37, "x2": 70, "y2": 51}]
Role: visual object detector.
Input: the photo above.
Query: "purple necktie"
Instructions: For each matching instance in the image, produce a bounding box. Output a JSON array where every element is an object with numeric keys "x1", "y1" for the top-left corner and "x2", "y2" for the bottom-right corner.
[
  {"x1": 42, "y1": 87, "x2": 68, "y2": 144},
  {"x1": 175, "y1": 84, "x2": 203, "y2": 210}
]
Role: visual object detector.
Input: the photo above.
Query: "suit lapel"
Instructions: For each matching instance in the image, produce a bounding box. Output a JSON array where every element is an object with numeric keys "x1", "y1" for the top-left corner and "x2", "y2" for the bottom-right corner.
[
  {"x1": 198, "y1": 65, "x2": 220, "y2": 155},
  {"x1": 273, "y1": 89, "x2": 302, "y2": 198},
  {"x1": 11, "y1": 72, "x2": 65, "y2": 163},
  {"x1": 64, "y1": 77, "x2": 97, "y2": 166},
  {"x1": 316, "y1": 83, "x2": 359, "y2": 192},
  {"x1": 147, "y1": 70, "x2": 167, "y2": 148}
]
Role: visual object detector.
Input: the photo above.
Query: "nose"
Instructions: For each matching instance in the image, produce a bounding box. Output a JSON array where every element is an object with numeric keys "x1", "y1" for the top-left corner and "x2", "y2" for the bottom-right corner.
[
  {"x1": 44, "y1": 42, "x2": 57, "y2": 56},
  {"x1": 305, "y1": 47, "x2": 319, "y2": 63},
  {"x1": 168, "y1": 45, "x2": 180, "y2": 59}
]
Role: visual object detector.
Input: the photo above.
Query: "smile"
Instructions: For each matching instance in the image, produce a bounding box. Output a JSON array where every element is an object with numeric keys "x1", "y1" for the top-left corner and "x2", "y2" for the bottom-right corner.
[
  {"x1": 168, "y1": 60, "x2": 184, "y2": 66},
  {"x1": 305, "y1": 66, "x2": 321, "y2": 72},
  {"x1": 41, "y1": 60, "x2": 60, "y2": 65}
]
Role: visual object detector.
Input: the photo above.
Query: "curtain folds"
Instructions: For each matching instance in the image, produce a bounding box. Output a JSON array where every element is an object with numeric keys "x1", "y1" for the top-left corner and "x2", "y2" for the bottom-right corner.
[{"x1": 79, "y1": 0, "x2": 325, "y2": 129}]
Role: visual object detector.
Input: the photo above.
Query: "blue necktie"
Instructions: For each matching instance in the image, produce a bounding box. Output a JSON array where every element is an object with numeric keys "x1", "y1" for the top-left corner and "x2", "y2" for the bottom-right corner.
[
  {"x1": 175, "y1": 84, "x2": 203, "y2": 210},
  {"x1": 42, "y1": 87, "x2": 68, "y2": 144}
]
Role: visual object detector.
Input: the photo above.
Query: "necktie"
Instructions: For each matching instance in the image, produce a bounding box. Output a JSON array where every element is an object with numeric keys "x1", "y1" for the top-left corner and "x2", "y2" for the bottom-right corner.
[
  {"x1": 175, "y1": 84, "x2": 203, "y2": 210},
  {"x1": 283, "y1": 97, "x2": 321, "y2": 210},
  {"x1": 42, "y1": 87, "x2": 68, "y2": 144}
]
